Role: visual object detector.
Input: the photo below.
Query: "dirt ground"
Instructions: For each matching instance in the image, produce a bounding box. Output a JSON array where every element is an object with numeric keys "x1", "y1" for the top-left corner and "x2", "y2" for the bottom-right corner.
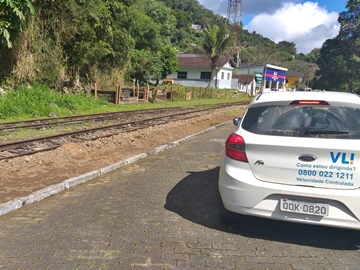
[{"x1": 0, "y1": 107, "x2": 246, "y2": 204}]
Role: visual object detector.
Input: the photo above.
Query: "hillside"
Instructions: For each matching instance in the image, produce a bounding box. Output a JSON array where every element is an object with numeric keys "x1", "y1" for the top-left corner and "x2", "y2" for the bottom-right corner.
[{"x1": 1, "y1": 0, "x2": 357, "y2": 92}]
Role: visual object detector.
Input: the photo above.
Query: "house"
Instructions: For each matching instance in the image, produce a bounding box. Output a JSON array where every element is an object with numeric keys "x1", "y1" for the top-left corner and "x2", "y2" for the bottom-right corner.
[
  {"x1": 166, "y1": 54, "x2": 235, "y2": 89},
  {"x1": 191, "y1": 24, "x2": 202, "y2": 32}
]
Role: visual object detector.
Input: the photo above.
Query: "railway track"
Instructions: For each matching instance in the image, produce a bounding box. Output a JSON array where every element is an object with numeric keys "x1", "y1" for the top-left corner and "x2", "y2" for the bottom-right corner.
[
  {"x1": 0, "y1": 101, "x2": 249, "y2": 161},
  {"x1": 0, "y1": 107, "x2": 184, "y2": 132}
]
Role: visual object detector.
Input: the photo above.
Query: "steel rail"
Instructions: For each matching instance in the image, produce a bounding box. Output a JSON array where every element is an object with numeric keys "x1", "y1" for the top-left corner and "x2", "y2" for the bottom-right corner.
[
  {"x1": 0, "y1": 101, "x2": 249, "y2": 160},
  {"x1": 0, "y1": 107, "x2": 184, "y2": 131},
  {"x1": 0, "y1": 102, "x2": 247, "y2": 131}
]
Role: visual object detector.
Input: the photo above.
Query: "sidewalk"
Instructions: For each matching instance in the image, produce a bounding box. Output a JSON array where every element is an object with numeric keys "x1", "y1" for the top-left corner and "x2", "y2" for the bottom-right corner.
[{"x1": 0, "y1": 121, "x2": 232, "y2": 217}]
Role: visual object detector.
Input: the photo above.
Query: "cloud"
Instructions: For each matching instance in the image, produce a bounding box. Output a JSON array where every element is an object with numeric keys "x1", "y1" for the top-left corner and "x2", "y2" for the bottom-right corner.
[
  {"x1": 198, "y1": 0, "x2": 341, "y2": 54},
  {"x1": 242, "y1": 0, "x2": 302, "y2": 15},
  {"x1": 198, "y1": 0, "x2": 303, "y2": 18},
  {"x1": 198, "y1": 0, "x2": 228, "y2": 16},
  {"x1": 244, "y1": 2, "x2": 340, "y2": 54}
]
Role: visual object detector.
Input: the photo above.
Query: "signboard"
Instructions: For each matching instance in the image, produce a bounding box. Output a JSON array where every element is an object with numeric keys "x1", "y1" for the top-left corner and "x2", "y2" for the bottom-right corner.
[
  {"x1": 255, "y1": 72, "x2": 263, "y2": 87},
  {"x1": 264, "y1": 68, "x2": 286, "y2": 83}
]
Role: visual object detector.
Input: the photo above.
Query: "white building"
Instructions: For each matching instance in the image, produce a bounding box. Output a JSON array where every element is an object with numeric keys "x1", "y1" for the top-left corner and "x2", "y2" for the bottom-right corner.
[{"x1": 167, "y1": 54, "x2": 235, "y2": 89}]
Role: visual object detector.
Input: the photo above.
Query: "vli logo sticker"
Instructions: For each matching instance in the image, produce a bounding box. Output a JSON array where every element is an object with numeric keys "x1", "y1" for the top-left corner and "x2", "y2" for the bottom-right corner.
[{"x1": 330, "y1": 152, "x2": 355, "y2": 165}]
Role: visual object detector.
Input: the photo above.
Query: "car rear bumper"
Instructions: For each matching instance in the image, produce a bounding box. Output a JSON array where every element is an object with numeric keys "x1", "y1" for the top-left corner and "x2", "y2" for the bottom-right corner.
[{"x1": 219, "y1": 158, "x2": 360, "y2": 230}]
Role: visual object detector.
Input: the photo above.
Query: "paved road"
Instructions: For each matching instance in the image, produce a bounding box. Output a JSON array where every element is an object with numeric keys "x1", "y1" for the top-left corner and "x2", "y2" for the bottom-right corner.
[{"x1": 1, "y1": 122, "x2": 360, "y2": 270}]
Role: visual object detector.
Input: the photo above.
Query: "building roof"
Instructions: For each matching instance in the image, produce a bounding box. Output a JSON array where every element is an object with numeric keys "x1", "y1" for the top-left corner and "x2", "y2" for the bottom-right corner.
[
  {"x1": 287, "y1": 71, "x2": 303, "y2": 77},
  {"x1": 237, "y1": 63, "x2": 266, "y2": 69},
  {"x1": 177, "y1": 54, "x2": 234, "y2": 68},
  {"x1": 237, "y1": 63, "x2": 289, "y2": 72},
  {"x1": 265, "y1": 64, "x2": 288, "y2": 71},
  {"x1": 233, "y1": 74, "x2": 256, "y2": 84}
]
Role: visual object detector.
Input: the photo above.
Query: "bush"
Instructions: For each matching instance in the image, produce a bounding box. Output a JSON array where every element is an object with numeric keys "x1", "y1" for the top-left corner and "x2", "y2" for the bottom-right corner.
[{"x1": 0, "y1": 84, "x2": 111, "y2": 120}]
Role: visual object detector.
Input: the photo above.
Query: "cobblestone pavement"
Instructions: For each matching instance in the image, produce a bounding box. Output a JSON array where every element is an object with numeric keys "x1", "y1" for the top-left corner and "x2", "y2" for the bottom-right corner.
[{"x1": 1, "y1": 123, "x2": 360, "y2": 270}]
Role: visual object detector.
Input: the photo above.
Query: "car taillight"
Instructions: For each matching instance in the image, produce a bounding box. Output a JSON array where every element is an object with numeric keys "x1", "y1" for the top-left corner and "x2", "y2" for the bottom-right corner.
[
  {"x1": 225, "y1": 133, "x2": 248, "y2": 162},
  {"x1": 290, "y1": 100, "x2": 329, "y2": 105}
]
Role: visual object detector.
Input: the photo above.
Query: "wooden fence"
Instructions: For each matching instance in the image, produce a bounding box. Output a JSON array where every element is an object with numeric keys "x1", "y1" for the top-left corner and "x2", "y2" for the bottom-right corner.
[{"x1": 91, "y1": 82, "x2": 213, "y2": 105}]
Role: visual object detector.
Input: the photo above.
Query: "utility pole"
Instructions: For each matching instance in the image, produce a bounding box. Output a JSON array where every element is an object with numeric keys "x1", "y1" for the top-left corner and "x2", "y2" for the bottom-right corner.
[{"x1": 226, "y1": 0, "x2": 242, "y2": 67}]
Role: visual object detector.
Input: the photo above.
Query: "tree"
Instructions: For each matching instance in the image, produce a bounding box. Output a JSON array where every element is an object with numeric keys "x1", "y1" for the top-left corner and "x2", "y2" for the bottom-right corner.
[
  {"x1": 170, "y1": 9, "x2": 195, "y2": 50},
  {"x1": 70, "y1": 1, "x2": 134, "y2": 75},
  {"x1": 198, "y1": 24, "x2": 234, "y2": 87},
  {"x1": 4, "y1": 0, "x2": 137, "y2": 90},
  {"x1": 0, "y1": 0, "x2": 35, "y2": 48},
  {"x1": 315, "y1": 39, "x2": 349, "y2": 90},
  {"x1": 239, "y1": 29, "x2": 288, "y2": 65},
  {"x1": 338, "y1": 0, "x2": 360, "y2": 91},
  {"x1": 171, "y1": 9, "x2": 192, "y2": 29},
  {"x1": 126, "y1": 1, "x2": 180, "y2": 85},
  {"x1": 125, "y1": 6, "x2": 161, "y2": 83},
  {"x1": 134, "y1": 0, "x2": 176, "y2": 38},
  {"x1": 315, "y1": 0, "x2": 360, "y2": 91},
  {"x1": 304, "y1": 48, "x2": 321, "y2": 63},
  {"x1": 278, "y1": 41, "x2": 297, "y2": 55},
  {"x1": 148, "y1": 44, "x2": 178, "y2": 84}
]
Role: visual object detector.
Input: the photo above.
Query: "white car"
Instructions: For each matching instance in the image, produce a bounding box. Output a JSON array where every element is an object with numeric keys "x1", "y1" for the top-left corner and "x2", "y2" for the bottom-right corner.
[{"x1": 219, "y1": 91, "x2": 360, "y2": 230}]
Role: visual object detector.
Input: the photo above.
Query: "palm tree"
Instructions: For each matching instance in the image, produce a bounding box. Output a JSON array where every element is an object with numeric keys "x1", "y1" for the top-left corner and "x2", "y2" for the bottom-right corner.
[{"x1": 199, "y1": 24, "x2": 234, "y2": 88}]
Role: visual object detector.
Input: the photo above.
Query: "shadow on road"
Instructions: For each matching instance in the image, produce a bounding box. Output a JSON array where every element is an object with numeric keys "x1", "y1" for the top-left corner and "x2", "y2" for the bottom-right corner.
[{"x1": 164, "y1": 167, "x2": 360, "y2": 250}]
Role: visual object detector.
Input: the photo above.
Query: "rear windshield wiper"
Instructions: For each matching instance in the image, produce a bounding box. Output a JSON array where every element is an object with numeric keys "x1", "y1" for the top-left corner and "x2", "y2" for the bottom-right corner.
[{"x1": 304, "y1": 130, "x2": 350, "y2": 135}]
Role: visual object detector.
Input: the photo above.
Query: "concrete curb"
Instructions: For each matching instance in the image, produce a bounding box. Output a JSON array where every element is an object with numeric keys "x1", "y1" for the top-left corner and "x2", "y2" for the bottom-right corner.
[{"x1": 0, "y1": 121, "x2": 230, "y2": 217}]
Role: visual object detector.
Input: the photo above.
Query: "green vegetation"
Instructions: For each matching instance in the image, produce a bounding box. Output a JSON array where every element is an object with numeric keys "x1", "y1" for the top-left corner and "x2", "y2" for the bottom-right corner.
[
  {"x1": 0, "y1": 0, "x2": 358, "y2": 105},
  {"x1": 0, "y1": 84, "x2": 110, "y2": 121},
  {"x1": 0, "y1": 0, "x2": 35, "y2": 48},
  {"x1": 0, "y1": 84, "x2": 251, "y2": 122},
  {"x1": 315, "y1": 0, "x2": 360, "y2": 91},
  {"x1": 0, "y1": 0, "x2": 231, "y2": 91}
]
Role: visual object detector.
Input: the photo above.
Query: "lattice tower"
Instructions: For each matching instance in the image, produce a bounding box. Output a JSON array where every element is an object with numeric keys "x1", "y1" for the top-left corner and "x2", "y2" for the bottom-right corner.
[
  {"x1": 227, "y1": 0, "x2": 243, "y2": 66},
  {"x1": 226, "y1": 0, "x2": 242, "y2": 26}
]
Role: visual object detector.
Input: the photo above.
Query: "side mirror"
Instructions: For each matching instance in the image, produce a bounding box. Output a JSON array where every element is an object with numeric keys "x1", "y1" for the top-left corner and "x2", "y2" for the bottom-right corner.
[{"x1": 233, "y1": 117, "x2": 242, "y2": 126}]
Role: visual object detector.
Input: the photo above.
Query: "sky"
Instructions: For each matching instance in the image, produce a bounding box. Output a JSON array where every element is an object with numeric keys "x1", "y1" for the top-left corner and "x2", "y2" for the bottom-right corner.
[{"x1": 197, "y1": 0, "x2": 348, "y2": 54}]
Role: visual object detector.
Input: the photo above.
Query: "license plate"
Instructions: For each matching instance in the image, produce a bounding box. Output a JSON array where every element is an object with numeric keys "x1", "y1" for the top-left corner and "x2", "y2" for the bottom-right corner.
[{"x1": 280, "y1": 198, "x2": 329, "y2": 216}]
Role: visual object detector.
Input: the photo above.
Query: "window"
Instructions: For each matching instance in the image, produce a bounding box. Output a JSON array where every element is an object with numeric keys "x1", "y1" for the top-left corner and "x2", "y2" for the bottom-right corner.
[
  {"x1": 200, "y1": 72, "x2": 211, "y2": 80},
  {"x1": 242, "y1": 105, "x2": 360, "y2": 139},
  {"x1": 227, "y1": 73, "x2": 230, "y2": 80},
  {"x1": 221, "y1": 72, "x2": 224, "y2": 80},
  {"x1": 265, "y1": 80, "x2": 271, "y2": 89},
  {"x1": 177, "y1": 72, "x2": 187, "y2": 79}
]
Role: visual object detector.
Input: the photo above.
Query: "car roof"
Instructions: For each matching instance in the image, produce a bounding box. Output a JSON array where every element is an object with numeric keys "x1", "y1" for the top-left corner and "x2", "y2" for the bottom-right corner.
[{"x1": 251, "y1": 91, "x2": 360, "y2": 106}]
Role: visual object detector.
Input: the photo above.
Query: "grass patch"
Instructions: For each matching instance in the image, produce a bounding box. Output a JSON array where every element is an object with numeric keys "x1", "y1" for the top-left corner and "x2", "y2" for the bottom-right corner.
[
  {"x1": 0, "y1": 84, "x2": 112, "y2": 121},
  {"x1": 0, "y1": 84, "x2": 252, "y2": 122}
]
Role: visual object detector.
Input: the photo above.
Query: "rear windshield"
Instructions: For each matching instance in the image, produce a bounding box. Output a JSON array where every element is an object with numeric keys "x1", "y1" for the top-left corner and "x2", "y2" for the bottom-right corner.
[{"x1": 242, "y1": 105, "x2": 360, "y2": 139}]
